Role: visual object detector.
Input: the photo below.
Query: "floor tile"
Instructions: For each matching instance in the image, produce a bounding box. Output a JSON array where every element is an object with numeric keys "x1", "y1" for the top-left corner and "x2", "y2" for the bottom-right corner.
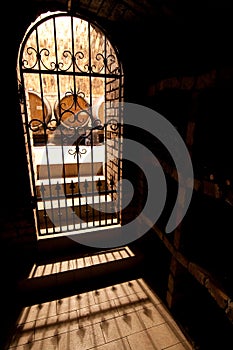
[
  {"x1": 127, "y1": 329, "x2": 157, "y2": 350},
  {"x1": 94, "y1": 337, "x2": 131, "y2": 350},
  {"x1": 17, "y1": 301, "x2": 57, "y2": 324},
  {"x1": 147, "y1": 323, "x2": 181, "y2": 349},
  {"x1": 58, "y1": 323, "x2": 105, "y2": 350}
]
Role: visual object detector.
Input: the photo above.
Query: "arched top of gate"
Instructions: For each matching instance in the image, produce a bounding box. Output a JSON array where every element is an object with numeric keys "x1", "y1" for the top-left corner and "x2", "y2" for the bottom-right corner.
[{"x1": 17, "y1": 11, "x2": 123, "y2": 78}]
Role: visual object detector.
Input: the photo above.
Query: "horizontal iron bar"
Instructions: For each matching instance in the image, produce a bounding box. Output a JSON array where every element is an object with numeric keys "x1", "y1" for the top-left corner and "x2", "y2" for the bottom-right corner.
[
  {"x1": 37, "y1": 189, "x2": 117, "y2": 201},
  {"x1": 22, "y1": 69, "x2": 122, "y2": 79}
]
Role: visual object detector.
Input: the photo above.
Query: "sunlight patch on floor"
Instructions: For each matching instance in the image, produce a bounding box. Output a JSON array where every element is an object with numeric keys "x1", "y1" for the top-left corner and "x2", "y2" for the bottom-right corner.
[{"x1": 8, "y1": 278, "x2": 193, "y2": 349}]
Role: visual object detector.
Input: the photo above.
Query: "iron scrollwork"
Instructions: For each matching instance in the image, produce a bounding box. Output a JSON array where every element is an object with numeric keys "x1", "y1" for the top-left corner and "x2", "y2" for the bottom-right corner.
[
  {"x1": 67, "y1": 118, "x2": 119, "y2": 159},
  {"x1": 22, "y1": 45, "x2": 120, "y2": 76}
]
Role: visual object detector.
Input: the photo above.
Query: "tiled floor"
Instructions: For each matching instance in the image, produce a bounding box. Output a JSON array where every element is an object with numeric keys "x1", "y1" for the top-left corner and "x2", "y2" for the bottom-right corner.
[{"x1": 8, "y1": 278, "x2": 194, "y2": 350}]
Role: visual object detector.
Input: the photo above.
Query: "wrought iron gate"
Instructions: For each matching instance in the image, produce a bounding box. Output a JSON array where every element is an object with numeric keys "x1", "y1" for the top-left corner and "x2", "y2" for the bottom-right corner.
[{"x1": 17, "y1": 12, "x2": 124, "y2": 236}]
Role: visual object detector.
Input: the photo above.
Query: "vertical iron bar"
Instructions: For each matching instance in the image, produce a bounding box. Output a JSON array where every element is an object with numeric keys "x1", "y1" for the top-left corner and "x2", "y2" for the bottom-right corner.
[
  {"x1": 84, "y1": 179, "x2": 89, "y2": 226},
  {"x1": 76, "y1": 145, "x2": 83, "y2": 229},
  {"x1": 53, "y1": 17, "x2": 69, "y2": 233},
  {"x1": 40, "y1": 183, "x2": 49, "y2": 234},
  {"x1": 97, "y1": 177, "x2": 102, "y2": 225},
  {"x1": 90, "y1": 129, "x2": 95, "y2": 226},
  {"x1": 70, "y1": 180, "x2": 76, "y2": 230},
  {"x1": 110, "y1": 176, "x2": 115, "y2": 224},
  {"x1": 60, "y1": 136, "x2": 69, "y2": 231},
  {"x1": 117, "y1": 117, "x2": 121, "y2": 225},
  {"x1": 104, "y1": 124, "x2": 108, "y2": 225},
  {"x1": 104, "y1": 34, "x2": 108, "y2": 225},
  {"x1": 56, "y1": 181, "x2": 62, "y2": 231},
  {"x1": 70, "y1": 15, "x2": 77, "y2": 97},
  {"x1": 88, "y1": 22, "x2": 96, "y2": 227}
]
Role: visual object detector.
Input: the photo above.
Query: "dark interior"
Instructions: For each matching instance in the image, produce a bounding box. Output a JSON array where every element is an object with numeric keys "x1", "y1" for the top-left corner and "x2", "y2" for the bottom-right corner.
[{"x1": 2, "y1": 1, "x2": 233, "y2": 349}]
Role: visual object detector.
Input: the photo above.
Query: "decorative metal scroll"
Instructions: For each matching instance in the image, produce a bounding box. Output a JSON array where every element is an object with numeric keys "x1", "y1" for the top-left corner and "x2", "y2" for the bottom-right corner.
[
  {"x1": 21, "y1": 47, "x2": 121, "y2": 75},
  {"x1": 68, "y1": 118, "x2": 119, "y2": 158},
  {"x1": 20, "y1": 15, "x2": 121, "y2": 76}
]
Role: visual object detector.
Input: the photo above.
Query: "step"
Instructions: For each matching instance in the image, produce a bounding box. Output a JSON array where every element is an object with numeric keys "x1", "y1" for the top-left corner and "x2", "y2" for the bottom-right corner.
[
  {"x1": 17, "y1": 246, "x2": 143, "y2": 305},
  {"x1": 29, "y1": 246, "x2": 135, "y2": 278},
  {"x1": 34, "y1": 145, "x2": 105, "y2": 179},
  {"x1": 34, "y1": 145, "x2": 106, "y2": 165},
  {"x1": 37, "y1": 225, "x2": 121, "y2": 256},
  {"x1": 33, "y1": 145, "x2": 105, "y2": 179},
  {"x1": 37, "y1": 162, "x2": 103, "y2": 179}
]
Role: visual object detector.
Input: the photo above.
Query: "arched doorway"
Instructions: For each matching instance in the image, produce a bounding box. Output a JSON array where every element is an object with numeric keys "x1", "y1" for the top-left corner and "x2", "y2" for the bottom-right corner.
[{"x1": 17, "y1": 11, "x2": 124, "y2": 237}]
